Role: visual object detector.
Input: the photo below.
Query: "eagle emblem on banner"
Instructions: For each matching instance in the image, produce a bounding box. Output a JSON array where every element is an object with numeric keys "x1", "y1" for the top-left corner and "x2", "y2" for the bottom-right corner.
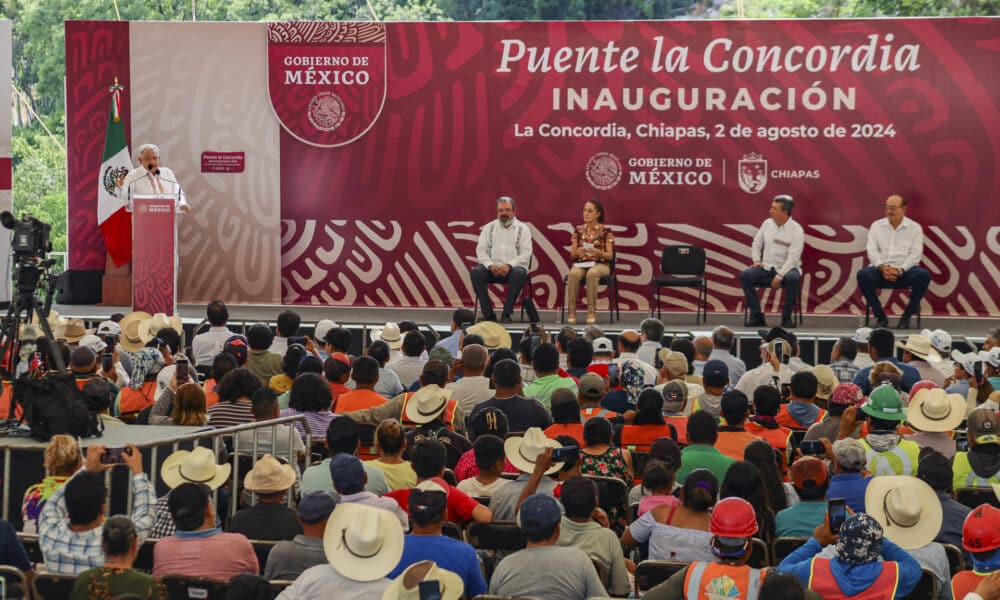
[
  {"x1": 738, "y1": 152, "x2": 767, "y2": 194},
  {"x1": 267, "y1": 22, "x2": 388, "y2": 148}
]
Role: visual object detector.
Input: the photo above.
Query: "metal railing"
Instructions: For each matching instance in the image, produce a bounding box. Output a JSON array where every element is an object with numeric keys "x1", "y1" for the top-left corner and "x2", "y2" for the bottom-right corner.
[{"x1": 1, "y1": 415, "x2": 312, "y2": 522}]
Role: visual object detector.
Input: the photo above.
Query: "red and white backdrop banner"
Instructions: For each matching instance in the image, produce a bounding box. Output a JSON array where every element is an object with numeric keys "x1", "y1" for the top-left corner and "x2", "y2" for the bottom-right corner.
[
  {"x1": 65, "y1": 19, "x2": 1000, "y2": 316},
  {"x1": 1, "y1": 20, "x2": 12, "y2": 303}
]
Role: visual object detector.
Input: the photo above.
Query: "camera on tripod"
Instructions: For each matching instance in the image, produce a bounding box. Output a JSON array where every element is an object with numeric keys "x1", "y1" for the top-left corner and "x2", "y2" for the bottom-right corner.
[{"x1": 2, "y1": 211, "x2": 55, "y2": 295}]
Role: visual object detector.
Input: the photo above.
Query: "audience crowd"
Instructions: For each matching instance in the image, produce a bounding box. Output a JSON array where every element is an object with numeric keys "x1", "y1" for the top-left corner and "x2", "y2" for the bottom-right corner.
[{"x1": 2, "y1": 305, "x2": 1000, "y2": 600}]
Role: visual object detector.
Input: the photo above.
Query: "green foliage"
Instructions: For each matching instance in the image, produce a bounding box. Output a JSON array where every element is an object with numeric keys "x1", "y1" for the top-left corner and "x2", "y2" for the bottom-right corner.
[{"x1": 11, "y1": 128, "x2": 67, "y2": 253}]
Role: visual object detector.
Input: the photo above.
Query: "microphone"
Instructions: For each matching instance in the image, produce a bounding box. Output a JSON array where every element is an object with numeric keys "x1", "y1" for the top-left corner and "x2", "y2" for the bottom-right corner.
[{"x1": 153, "y1": 168, "x2": 161, "y2": 176}]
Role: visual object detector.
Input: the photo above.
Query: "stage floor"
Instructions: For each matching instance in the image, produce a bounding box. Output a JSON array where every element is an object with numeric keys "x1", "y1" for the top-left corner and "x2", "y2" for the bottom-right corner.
[{"x1": 51, "y1": 302, "x2": 992, "y2": 343}]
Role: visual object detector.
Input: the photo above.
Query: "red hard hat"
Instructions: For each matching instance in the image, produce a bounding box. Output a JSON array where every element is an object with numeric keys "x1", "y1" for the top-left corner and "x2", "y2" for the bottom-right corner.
[
  {"x1": 711, "y1": 497, "x2": 758, "y2": 538},
  {"x1": 963, "y1": 504, "x2": 1000, "y2": 553},
  {"x1": 909, "y1": 380, "x2": 939, "y2": 402}
]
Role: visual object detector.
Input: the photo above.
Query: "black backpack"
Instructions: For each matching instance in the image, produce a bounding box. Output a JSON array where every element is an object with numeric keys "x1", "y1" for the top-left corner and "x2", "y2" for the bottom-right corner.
[{"x1": 13, "y1": 373, "x2": 104, "y2": 441}]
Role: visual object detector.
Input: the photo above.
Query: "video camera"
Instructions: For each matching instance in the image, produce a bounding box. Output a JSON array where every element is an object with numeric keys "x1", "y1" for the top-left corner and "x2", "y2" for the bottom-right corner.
[{"x1": 2, "y1": 211, "x2": 52, "y2": 259}]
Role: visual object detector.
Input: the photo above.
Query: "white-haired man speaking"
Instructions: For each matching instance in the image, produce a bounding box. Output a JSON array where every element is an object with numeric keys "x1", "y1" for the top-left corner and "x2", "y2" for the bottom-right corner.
[{"x1": 116, "y1": 143, "x2": 189, "y2": 212}]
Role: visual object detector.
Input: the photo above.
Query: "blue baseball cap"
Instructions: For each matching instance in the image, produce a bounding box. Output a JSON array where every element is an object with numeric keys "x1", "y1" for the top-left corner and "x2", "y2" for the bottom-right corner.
[
  {"x1": 297, "y1": 491, "x2": 337, "y2": 524},
  {"x1": 329, "y1": 454, "x2": 366, "y2": 494},
  {"x1": 517, "y1": 494, "x2": 563, "y2": 538},
  {"x1": 702, "y1": 359, "x2": 729, "y2": 387}
]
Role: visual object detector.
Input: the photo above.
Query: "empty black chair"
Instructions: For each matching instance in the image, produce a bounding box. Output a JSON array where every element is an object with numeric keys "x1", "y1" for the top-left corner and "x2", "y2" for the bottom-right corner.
[
  {"x1": 901, "y1": 568, "x2": 938, "y2": 600},
  {"x1": 772, "y1": 537, "x2": 810, "y2": 564},
  {"x1": 955, "y1": 487, "x2": 1000, "y2": 509},
  {"x1": 651, "y1": 245, "x2": 708, "y2": 324}
]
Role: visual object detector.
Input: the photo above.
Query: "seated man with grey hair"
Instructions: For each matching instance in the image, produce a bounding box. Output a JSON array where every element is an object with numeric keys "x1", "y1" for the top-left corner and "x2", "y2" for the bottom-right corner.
[
  {"x1": 637, "y1": 317, "x2": 665, "y2": 366},
  {"x1": 470, "y1": 195, "x2": 539, "y2": 323},
  {"x1": 709, "y1": 325, "x2": 746, "y2": 384},
  {"x1": 117, "y1": 143, "x2": 189, "y2": 212}
]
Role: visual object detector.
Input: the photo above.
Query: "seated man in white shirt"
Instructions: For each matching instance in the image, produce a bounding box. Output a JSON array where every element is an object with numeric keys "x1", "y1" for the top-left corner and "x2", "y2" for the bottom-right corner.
[
  {"x1": 470, "y1": 196, "x2": 539, "y2": 323},
  {"x1": 856, "y1": 194, "x2": 931, "y2": 330},
  {"x1": 740, "y1": 194, "x2": 804, "y2": 329},
  {"x1": 191, "y1": 300, "x2": 235, "y2": 367}
]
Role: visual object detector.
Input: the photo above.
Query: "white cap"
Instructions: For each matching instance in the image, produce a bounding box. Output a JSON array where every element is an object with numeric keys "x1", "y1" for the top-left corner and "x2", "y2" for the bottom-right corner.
[
  {"x1": 96, "y1": 320, "x2": 122, "y2": 336},
  {"x1": 592, "y1": 337, "x2": 614, "y2": 353},
  {"x1": 921, "y1": 328, "x2": 952, "y2": 353},
  {"x1": 853, "y1": 327, "x2": 873, "y2": 344},
  {"x1": 78, "y1": 334, "x2": 107, "y2": 353},
  {"x1": 980, "y1": 348, "x2": 1000, "y2": 368},
  {"x1": 314, "y1": 319, "x2": 338, "y2": 344}
]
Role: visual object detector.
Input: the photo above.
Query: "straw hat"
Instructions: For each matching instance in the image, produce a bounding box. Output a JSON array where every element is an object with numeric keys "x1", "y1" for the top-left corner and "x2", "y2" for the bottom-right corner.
[
  {"x1": 161, "y1": 447, "x2": 231, "y2": 490},
  {"x1": 466, "y1": 321, "x2": 512, "y2": 350},
  {"x1": 243, "y1": 454, "x2": 296, "y2": 493},
  {"x1": 895, "y1": 334, "x2": 941, "y2": 363},
  {"x1": 382, "y1": 561, "x2": 464, "y2": 600},
  {"x1": 119, "y1": 311, "x2": 152, "y2": 352},
  {"x1": 404, "y1": 384, "x2": 454, "y2": 425},
  {"x1": 865, "y1": 476, "x2": 942, "y2": 550},
  {"x1": 139, "y1": 313, "x2": 183, "y2": 343},
  {"x1": 324, "y1": 503, "x2": 405, "y2": 582},
  {"x1": 23, "y1": 309, "x2": 60, "y2": 338},
  {"x1": 504, "y1": 427, "x2": 562, "y2": 475},
  {"x1": 371, "y1": 322, "x2": 403, "y2": 350},
  {"x1": 907, "y1": 388, "x2": 965, "y2": 432},
  {"x1": 55, "y1": 318, "x2": 88, "y2": 343}
]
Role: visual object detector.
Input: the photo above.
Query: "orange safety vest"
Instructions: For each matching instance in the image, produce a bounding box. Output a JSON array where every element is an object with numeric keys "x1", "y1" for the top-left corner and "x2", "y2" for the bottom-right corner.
[
  {"x1": 665, "y1": 415, "x2": 688, "y2": 445},
  {"x1": 0, "y1": 381, "x2": 22, "y2": 420},
  {"x1": 116, "y1": 381, "x2": 159, "y2": 416},
  {"x1": 545, "y1": 423, "x2": 585, "y2": 446},
  {"x1": 203, "y1": 378, "x2": 220, "y2": 408},
  {"x1": 808, "y1": 558, "x2": 899, "y2": 599},
  {"x1": 399, "y1": 392, "x2": 459, "y2": 431},
  {"x1": 683, "y1": 562, "x2": 766, "y2": 600},
  {"x1": 745, "y1": 421, "x2": 793, "y2": 477},
  {"x1": 716, "y1": 430, "x2": 765, "y2": 461},
  {"x1": 620, "y1": 424, "x2": 676, "y2": 452},
  {"x1": 952, "y1": 570, "x2": 988, "y2": 600},
  {"x1": 581, "y1": 406, "x2": 618, "y2": 420},
  {"x1": 776, "y1": 404, "x2": 828, "y2": 431}
]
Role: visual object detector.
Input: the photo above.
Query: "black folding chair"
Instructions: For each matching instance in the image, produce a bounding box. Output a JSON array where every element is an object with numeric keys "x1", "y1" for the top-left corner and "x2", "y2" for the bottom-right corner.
[
  {"x1": 15, "y1": 534, "x2": 42, "y2": 566},
  {"x1": 473, "y1": 255, "x2": 537, "y2": 323},
  {"x1": 901, "y1": 568, "x2": 938, "y2": 600},
  {"x1": 651, "y1": 245, "x2": 708, "y2": 324},
  {"x1": 560, "y1": 251, "x2": 620, "y2": 323},
  {"x1": 160, "y1": 575, "x2": 230, "y2": 600},
  {"x1": 251, "y1": 540, "x2": 277, "y2": 574},
  {"x1": 0, "y1": 566, "x2": 29, "y2": 599},
  {"x1": 465, "y1": 522, "x2": 527, "y2": 552},
  {"x1": 942, "y1": 543, "x2": 966, "y2": 576},
  {"x1": 634, "y1": 560, "x2": 688, "y2": 595},
  {"x1": 31, "y1": 573, "x2": 78, "y2": 600},
  {"x1": 442, "y1": 521, "x2": 463, "y2": 541},
  {"x1": 772, "y1": 537, "x2": 810, "y2": 565},
  {"x1": 743, "y1": 278, "x2": 803, "y2": 326},
  {"x1": 955, "y1": 487, "x2": 1000, "y2": 509},
  {"x1": 863, "y1": 278, "x2": 922, "y2": 328},
  {"x1": 749, "y1": 537, "x2": 770, "y2": 568}
]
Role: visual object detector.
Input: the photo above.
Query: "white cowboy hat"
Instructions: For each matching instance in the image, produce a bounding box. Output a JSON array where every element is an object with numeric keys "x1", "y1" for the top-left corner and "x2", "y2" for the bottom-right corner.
[
  {"x1": 119, "y1": 311, "x2": 153, "y2": 352},
  {"x1": 55, "y1": 317, "x2": 88, "y2": 343},
  {"x1": 139, "y1": 313, "x2": 183, "y2": 343},
  {"x1": 161, "y1": 447, "x2": 231, "y2": 490},
  {"x1": 382, "y1": 561, "x2": 464, "y2": 600},
  {"x1": 865, "y1": 476, "x2": 941, "y2": 550},
  {"x1": 466, "y1": 321, "x2": 512, "y2": 350},
  {"x1": 324, "y1": 502, "x2": 405, "y2": 582},
  {"x1": 243, "y1": 454, "x2": 297, "y2": 493},
  {"x1": 371, "y1": 322, "x2": 403, "y2": 350},
  {"x1": 895, "y1": 334, "x2": 941, "y2": 363},
  {"x1": 404, "y1": 384, "x2": 453, "y2": 425},
  {"x1": 504, "y1": 427, "x2": 562, "y2": 475},
  {"x1": 907, "y1": 388, "x2": 966, "y2": 432}
]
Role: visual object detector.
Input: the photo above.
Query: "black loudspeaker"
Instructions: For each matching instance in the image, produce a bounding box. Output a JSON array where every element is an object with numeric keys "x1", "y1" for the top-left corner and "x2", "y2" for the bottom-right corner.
[{"x1": 56, "y1": 270, "x2": 103, "y2": 304}]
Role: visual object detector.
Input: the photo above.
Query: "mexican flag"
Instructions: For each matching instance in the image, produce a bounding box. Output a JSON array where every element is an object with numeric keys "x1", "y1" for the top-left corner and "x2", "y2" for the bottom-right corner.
[{"x1": 96, "y1": 85, "x2": 133, "y2": 266}]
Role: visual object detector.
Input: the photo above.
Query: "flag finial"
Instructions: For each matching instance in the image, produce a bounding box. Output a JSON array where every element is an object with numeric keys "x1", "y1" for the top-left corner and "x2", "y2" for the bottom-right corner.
[{"x1": 109, "y1": 77, "x2": 125, "y2": 122}]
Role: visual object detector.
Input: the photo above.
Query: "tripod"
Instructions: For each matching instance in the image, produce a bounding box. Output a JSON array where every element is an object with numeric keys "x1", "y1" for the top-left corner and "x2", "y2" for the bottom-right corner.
[{"x1": 0, "y1": 260, "x2": 64, "y2": 432}]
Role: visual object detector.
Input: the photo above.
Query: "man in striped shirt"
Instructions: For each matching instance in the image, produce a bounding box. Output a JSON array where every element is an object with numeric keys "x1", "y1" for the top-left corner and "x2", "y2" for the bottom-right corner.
[{"x1": 39, "y1": 444, "x2": 155, "y2": 574}]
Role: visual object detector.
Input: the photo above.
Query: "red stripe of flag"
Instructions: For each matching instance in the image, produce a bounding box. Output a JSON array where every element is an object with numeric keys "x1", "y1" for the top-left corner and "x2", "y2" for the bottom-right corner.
[{"x1": 0, "y1": 158, "x2": 11, "y2": 190}]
